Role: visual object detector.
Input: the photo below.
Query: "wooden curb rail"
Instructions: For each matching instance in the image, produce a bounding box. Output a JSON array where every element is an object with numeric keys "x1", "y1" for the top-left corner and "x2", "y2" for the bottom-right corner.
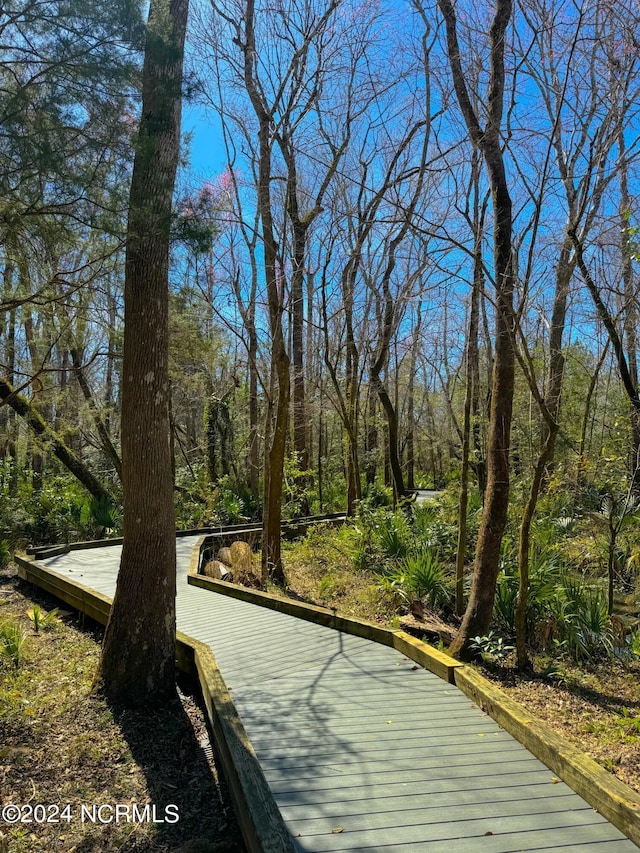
[
  {"x1": 455, "y1": 666, "x2": 640, "y2": 848},
  {"x1": 187, "y1": 538, "x2": 640, "y2": 847},
  {"x1": 188, "y1": 573, "x2": 460, "y2": 684},
  {"x1": 25, "y1": 512, "x2": 347, "y2": 556},
  {"x1": 14, "y1": 542, "x2": 640, "y2": 849},
  {"x1": 13, "y1": 553, "x2": 294, "y2": 853}
]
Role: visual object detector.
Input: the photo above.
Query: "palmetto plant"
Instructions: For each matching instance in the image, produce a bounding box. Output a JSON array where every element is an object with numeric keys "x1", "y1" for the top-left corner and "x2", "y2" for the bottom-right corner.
[
  {"x1": 494, "y1": 546, "x2": 561, "y2": 636},
  {"x1": 90, "y1": 496, "x2": 121, "y2": 536},
  {"x1": 0, "y1": 621, "x2": 27, "y2": 668},
  {"x1": 383, "y1": 548, "x2": 450, "y2": 609},
  {"x1": 551, "y1": 576, "x2": 614, "y2": 661},
  {"x1": 27, "y1": 605, "x2": 59, "y2": 633},
  {"x1": 377, "y1": 512, "x2": 411, "y2": 559}
]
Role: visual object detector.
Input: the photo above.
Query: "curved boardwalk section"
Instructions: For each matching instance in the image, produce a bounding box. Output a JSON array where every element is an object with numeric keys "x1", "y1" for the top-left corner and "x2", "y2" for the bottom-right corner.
[{"x1": 19, "y1": 536, "x2": 638, "y2": 852}]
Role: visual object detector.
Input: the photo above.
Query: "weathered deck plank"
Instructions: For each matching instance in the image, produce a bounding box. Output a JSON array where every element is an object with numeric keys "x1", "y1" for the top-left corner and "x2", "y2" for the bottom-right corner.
[{"x1": 34, "y1": 536, "x2": 637, "y2": 852}]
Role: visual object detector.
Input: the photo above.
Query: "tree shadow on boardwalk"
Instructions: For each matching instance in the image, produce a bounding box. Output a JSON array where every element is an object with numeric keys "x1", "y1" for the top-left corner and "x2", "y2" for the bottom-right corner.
[{"x1": 104, "y1": 677, "x2": 247, "y2": 853}]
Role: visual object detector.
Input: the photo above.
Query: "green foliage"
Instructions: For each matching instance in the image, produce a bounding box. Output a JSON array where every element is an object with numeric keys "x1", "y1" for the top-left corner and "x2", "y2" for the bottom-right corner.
[
  {"x1": 493, "y1": 545, "x2": 562, "y2": 637},
  {"x1": 88, "y1": 497, "x2": 121, "y2": 534},
  {"x1": 470, "y1": 632, "x2": 514, "y2": 664},
  {"x1": 27, "y1": 605, "x2": 58, "y2": 633},
  {"x1": 377, "y1": 513, "x2": 411, "y2": 559},
  {"x1": 209, "y1": 475, "x2": 247, "y2": 524},
  {"x1": 614, "y1": 707, "x2": 640, "y2": 735},
  {"x1": 382, "y1": 549, "x2": 450, "y2": 608},
  {"x1": 411, "y1": 490, "x2": 466, "y2": 561},
  {"x1": 0, "y1": 622, "x2": 27, "y2": 669},
  {"x1": 629, "y1": 631, "x2": 640, "y2": 659},
  {"x1": 359, "y1": 482, "x2": 393, "y2": 509},
  {"x1": 282, "y1": 452, "x2": 315, "y2": 518},
  {"x1": 550, "y1": 577, "x2": 614, "y2": 661},
  {"x1": 0, "y1": 539, "x2": 10, "y2": 568},
  {"x1": 197, "y1": 474, "x2": 260, "y2": 526}
]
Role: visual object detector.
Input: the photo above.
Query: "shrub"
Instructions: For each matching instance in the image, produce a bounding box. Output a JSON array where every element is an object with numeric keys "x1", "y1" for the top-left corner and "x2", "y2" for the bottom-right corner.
[
  {"x1": 377, "y1": 512, "x2": 411, "y2": 559},
  {"x1": 551, "y1": 576, "x2": 614, "y2": 661},
  {"x1": 381, "y1": 548, "x2": 451, "y2": 610}
]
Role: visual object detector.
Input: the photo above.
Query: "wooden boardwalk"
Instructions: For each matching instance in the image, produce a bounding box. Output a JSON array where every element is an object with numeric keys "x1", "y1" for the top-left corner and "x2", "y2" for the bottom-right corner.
[{"x1": 27, "y1": 536, "x2": 637, "y2": 852}]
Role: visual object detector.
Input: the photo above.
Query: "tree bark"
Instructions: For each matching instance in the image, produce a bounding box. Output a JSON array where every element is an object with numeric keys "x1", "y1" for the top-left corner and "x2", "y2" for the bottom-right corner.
[
  {"x1": 438, "y1": 0, "x2": 516, "y2": 660},
  {"x1": 618, "y1": 130, "x2": 640, "y2": 488},
  {"x1": 240, "y1": 0, "x2": 291, "y2": 581},
  {"x1": 406, "y1": 311, "x2": 421, "y2": 492},
  {"x1": 97, "y1": 0, "x2": 189, "y2": 707},
  {"x1": 456, "y1": 212, "x2": 482, "y2": 615}
]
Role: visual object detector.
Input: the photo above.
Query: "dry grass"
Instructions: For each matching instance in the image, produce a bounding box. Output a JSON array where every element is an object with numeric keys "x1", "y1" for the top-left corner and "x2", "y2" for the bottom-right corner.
[
  {"x1": 0, "y1": 566, "x2": 245, "y2": 853},
  {"x1": 278, "y1": 525, "x2": 398, "y2": 624}
]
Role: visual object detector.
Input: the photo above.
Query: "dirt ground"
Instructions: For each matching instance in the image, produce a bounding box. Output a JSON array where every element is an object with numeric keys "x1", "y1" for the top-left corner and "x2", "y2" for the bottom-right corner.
[
  {"x1": 480, "y1": 658, "x2": 640, "y2": 795},
  {"x1": 0, "y1": 566, "x2": 246, "y2": 853}
]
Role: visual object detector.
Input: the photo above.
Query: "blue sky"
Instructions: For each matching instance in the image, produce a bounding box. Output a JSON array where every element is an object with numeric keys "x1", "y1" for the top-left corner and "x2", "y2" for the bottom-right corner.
[{"x1": 182, "y1": 103, "x2": 225, "y2": 182}]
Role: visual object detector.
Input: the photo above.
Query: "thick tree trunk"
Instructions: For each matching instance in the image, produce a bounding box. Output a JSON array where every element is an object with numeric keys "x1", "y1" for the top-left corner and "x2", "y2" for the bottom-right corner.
[{"x1": 98, "y1": 0, "x2": 189, "y2": 707}]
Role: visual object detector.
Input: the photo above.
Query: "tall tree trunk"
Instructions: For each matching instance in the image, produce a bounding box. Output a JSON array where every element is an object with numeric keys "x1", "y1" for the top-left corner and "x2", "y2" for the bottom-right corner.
[
  {"x1": 70, "y1": 348, "x2": 123, "y2": 480},
  {"x1": 290, "y1": 220, "x2": 310, "y2": 514},
  {"x1": 0, "y1": 263, "x2": 17, "y2": 494},
  {"x1": 247, "y1": 328, "x2": 260, "y2": 501},
  {"x1": 364, "y1": 378, "x2": 378, "y2": 487},
  {"x1": 104, "y1": 277, "x2": 118, "y2": 437},
  {"x1": 98, "y1": 0, "x2": 189, "y2": 707},
  {"x1": 23, "y1": 309, "x2": 44, "y2": 491},
  {"x1": 579, "y1": 339, "x2": 610, "y2": 463},
  {"x1": 618, "y1": 130, "x2": 640, "y2": 488},
  {"x1": 290, "y1": 220, "x2": 309, "y2": 475},
  {"x1": 514, "y1": 233, "x2": 572, "y2": 669},
  {"x1": 406, "y1": 309, "x2": 422, "y2": 492},
  {"x1": 345, "y1": 275, "x2": 361, "y2": 515},
  {"x1": 241, "y1": 0, "x2": 291, "y2": 580},
  {"x1": 456, "y1": 211, "x2": 482, "y2": 615},
  {"x1": 439, "y1": 0, "x2": 516, "y2": 660}
]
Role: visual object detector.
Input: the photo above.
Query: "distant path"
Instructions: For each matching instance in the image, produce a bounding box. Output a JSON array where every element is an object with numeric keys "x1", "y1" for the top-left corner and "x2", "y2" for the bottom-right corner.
[
  {"x1": 24, "y1": 537, "x2": 636, "y2": 852},
  {"x1": 412, "y1": 489, "x2": 442, "y2": 504}
]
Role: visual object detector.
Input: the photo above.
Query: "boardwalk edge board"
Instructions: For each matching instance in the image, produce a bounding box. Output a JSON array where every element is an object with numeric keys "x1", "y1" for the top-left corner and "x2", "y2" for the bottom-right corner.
[
  {"x1": 24, "y1": 513, "x2": 346, "y2": 556},
  {"x1": 188, "y1": 541, "x2": 462, "y2": 684},
  {"x1": 14, "y1": 553, "x2": 295, "y2": 853},
  {"x1": 14, "y1": 543, "x2": 640, "y2": 848},
  {"x1": 186, "y1": 538, "x2": 640, "y2": 847},
  {"x1": 454, "y1": 665, "x2": 640, "y2": 848}
]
